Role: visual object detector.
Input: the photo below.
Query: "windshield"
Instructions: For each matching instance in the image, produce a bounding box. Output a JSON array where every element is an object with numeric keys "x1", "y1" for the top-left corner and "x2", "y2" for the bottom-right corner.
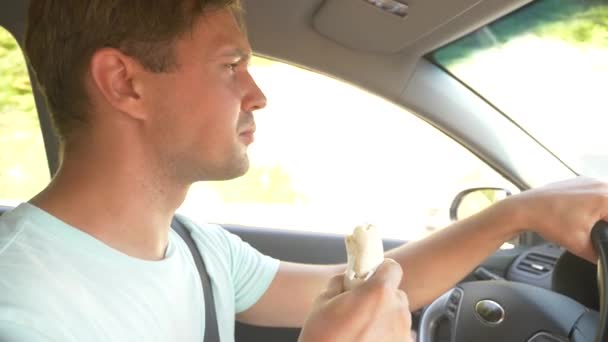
[{"x1": 433, "y1": 0, "x2": 608, "y2": 178}]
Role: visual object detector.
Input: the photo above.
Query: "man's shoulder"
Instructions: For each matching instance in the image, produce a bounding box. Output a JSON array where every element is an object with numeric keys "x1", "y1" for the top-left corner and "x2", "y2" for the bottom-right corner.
[
  {"x1": 174, "y1": 214, "x2": 230, "y2": 243},
  {"x1": 0, "y1": 204, "x2": 34, "y2": 255},
  {"x1": 172, "y1": 214, "x2": 246, "y2": 262},
  {"x1": 0, "y1": 209, "x2": 61, "y2": 324},
  {"x1": 0, "y1": 204, "x2": 83, "y2": 286}
]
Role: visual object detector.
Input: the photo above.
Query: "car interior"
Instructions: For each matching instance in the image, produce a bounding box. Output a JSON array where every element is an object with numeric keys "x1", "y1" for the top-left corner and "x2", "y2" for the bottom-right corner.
[{"x1": 2, "y1": 0, "x2": 607, "y2": 341}]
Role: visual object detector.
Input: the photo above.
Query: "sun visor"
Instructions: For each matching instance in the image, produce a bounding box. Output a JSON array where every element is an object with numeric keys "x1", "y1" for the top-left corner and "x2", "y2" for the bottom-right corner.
[{"x1": 312, "y1": 0, "x2": 483, "y2": 53}]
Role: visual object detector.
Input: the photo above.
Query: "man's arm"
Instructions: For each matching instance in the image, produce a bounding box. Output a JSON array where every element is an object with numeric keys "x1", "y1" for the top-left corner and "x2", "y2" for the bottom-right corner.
[
  {"x1": 236, "y1": 261, "x2": 344, "y2": 327},
  {"x1": 238, "y1": 177, "x2": 608, "y2": 327},
  {"x1": 386, "y1": 200, "x2": 516, "y2": 311},
  {"x1": 236, "y1": 206, "x2": 512, "y2": 327}
]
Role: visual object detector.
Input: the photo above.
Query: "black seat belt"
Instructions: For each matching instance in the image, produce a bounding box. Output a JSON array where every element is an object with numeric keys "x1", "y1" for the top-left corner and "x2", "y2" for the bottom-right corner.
[{"x1": 171, "y1": 216, "x2": 220, "y2": 342}]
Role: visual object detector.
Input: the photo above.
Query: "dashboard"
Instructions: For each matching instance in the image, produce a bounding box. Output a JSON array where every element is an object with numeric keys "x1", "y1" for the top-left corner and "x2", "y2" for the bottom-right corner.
[{"x1": 507, "y1": 243, "x2": 599, "y2": 311}]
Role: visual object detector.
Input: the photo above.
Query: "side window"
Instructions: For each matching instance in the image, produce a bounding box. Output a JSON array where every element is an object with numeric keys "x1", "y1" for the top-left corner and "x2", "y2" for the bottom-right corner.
[
  {"x1": 180, "y1": 57, "x2": 518, "y2": 241},
  {"x1": 0, "y1": 27, "x2": 50, "y2": 204}
]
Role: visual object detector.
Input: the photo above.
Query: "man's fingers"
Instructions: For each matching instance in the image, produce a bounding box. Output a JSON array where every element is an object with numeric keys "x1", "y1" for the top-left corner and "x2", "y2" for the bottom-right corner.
[
  {"x1": 395, "y1": 288, "x2": 410, "y2": 309},
  {"x1": 582, "y1": 241, "x2": 599, "y2": 264},
  {"x1": 363, "y1": 259, "x2": 403, "y2": 290},
  {"x1": 319, "y1": 274, "x2": 345, "y2": 300},
  {"x1": 318, "y1": 259, "x2": 404, "y2": 306}
]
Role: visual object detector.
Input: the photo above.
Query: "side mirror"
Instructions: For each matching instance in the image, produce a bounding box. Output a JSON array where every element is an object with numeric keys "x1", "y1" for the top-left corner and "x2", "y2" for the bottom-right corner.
[{"x1": 450, "y1": 187, "x2": 512, "y2": 221}]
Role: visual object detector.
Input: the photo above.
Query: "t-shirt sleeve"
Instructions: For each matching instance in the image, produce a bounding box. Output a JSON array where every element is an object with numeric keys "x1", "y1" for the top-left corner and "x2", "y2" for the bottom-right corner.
[
  {"x1": 181, "y1": 216, "x2": 280, "y2": 314},
  {"x1": 221, "y1": 229, "x2": 280, "y2": 313}
]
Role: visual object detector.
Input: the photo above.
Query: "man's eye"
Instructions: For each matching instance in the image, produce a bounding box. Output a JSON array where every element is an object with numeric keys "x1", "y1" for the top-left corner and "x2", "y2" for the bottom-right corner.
[{"x1": 226, "y1": 63, "x2": 239, "y2": 71}]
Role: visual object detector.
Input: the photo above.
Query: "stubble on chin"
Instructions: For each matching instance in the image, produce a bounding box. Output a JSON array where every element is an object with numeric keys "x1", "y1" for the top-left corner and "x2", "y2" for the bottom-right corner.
[
  {"x1": 199, "y1": 149, "x2": 251, "y2": 182},
  {"x1": 222, "y1": 149, "x2": 250, "y2": 180},
  {"x1": 168, "y1": 139, "x2": 252, "y2": 183}
]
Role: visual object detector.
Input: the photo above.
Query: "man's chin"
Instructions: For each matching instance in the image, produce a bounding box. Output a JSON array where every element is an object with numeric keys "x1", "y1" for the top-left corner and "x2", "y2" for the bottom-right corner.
[
  {"x1": 224, "y1": 167, "x2": 249, "y2": 181},
  {"x1": 212, "y1": 158, "x2": 250, "y2": 181}
]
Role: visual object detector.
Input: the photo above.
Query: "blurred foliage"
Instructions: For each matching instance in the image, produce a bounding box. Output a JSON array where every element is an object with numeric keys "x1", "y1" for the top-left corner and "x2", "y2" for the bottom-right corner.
[
  {"x1": 0, "y1": 30, "x2": 36, "y2": 118},
  {"x1": 538, "y1": 6, "x2": 608, "y2": 44},
  {"x1": 0, "y1": 27, "x2": 49, "y2": 201},
  {"x1": 434, "y1": 0, "x2": 608, "y2": 64}
]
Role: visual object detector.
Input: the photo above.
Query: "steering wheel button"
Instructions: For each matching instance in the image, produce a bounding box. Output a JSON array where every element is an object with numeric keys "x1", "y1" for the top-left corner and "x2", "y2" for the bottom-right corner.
[
  {"x1": 449, "y1": 289, "x2": 462, "y2": 304},
  {"x1": 474, "y1": 300, "x2": 505, "y2": 325}
]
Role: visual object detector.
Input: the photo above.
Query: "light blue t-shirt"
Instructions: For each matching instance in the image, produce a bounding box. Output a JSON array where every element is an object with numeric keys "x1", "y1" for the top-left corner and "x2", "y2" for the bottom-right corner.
[{"x1": 0, "y1": 203, "x2": 279, "y2": 341}]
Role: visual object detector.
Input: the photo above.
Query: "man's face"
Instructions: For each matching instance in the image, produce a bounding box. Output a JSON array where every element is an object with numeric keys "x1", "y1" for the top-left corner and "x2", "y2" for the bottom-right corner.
[{"x1": 142, "y1": 8, "x2": 266, "y2": 182}]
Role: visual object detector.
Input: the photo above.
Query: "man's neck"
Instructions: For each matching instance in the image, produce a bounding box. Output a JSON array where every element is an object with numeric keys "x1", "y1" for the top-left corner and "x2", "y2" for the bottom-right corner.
[{"x1": 31, "y1": 149, "x2": 190, "y2": 261}]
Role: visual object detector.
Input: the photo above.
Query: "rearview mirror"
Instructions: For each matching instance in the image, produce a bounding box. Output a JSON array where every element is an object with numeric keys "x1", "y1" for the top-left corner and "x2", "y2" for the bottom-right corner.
[{"x1": 450, "y1": 187, "x2": 512, "y2": 221}]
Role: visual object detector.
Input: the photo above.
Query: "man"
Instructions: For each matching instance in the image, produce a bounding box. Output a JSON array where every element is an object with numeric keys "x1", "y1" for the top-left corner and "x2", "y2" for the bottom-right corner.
[{"x1": 0, "y1": 0, "x2": 606, "y2": 341}]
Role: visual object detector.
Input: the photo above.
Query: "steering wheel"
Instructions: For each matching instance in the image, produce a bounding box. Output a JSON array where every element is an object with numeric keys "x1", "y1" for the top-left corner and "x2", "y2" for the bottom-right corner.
[{"x1": 418, "y1": 221, "x2": 608, "y2": 342}]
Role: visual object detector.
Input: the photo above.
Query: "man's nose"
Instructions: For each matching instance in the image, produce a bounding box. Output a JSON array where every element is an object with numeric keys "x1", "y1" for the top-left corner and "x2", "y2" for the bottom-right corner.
[{"x1": 243, "y1": 73, "x2": 267, "y2": 112}]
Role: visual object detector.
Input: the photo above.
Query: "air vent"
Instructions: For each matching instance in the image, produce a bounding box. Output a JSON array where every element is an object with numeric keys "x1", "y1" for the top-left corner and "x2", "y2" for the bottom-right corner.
[{"x1": 515, "y1": 252, "x2": 558, "y2": 276}]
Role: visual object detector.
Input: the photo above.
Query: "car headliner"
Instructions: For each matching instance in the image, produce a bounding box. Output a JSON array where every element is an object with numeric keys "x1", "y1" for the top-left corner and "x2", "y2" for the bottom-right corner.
[{"x1": 245, "y1": 0, "x2": 533, "y2": 99}]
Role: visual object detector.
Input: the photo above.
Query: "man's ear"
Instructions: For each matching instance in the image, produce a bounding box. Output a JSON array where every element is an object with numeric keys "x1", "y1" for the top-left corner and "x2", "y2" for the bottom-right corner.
[{"x1": 89, "y1": 48, "x2": 147, "y2": 120}]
